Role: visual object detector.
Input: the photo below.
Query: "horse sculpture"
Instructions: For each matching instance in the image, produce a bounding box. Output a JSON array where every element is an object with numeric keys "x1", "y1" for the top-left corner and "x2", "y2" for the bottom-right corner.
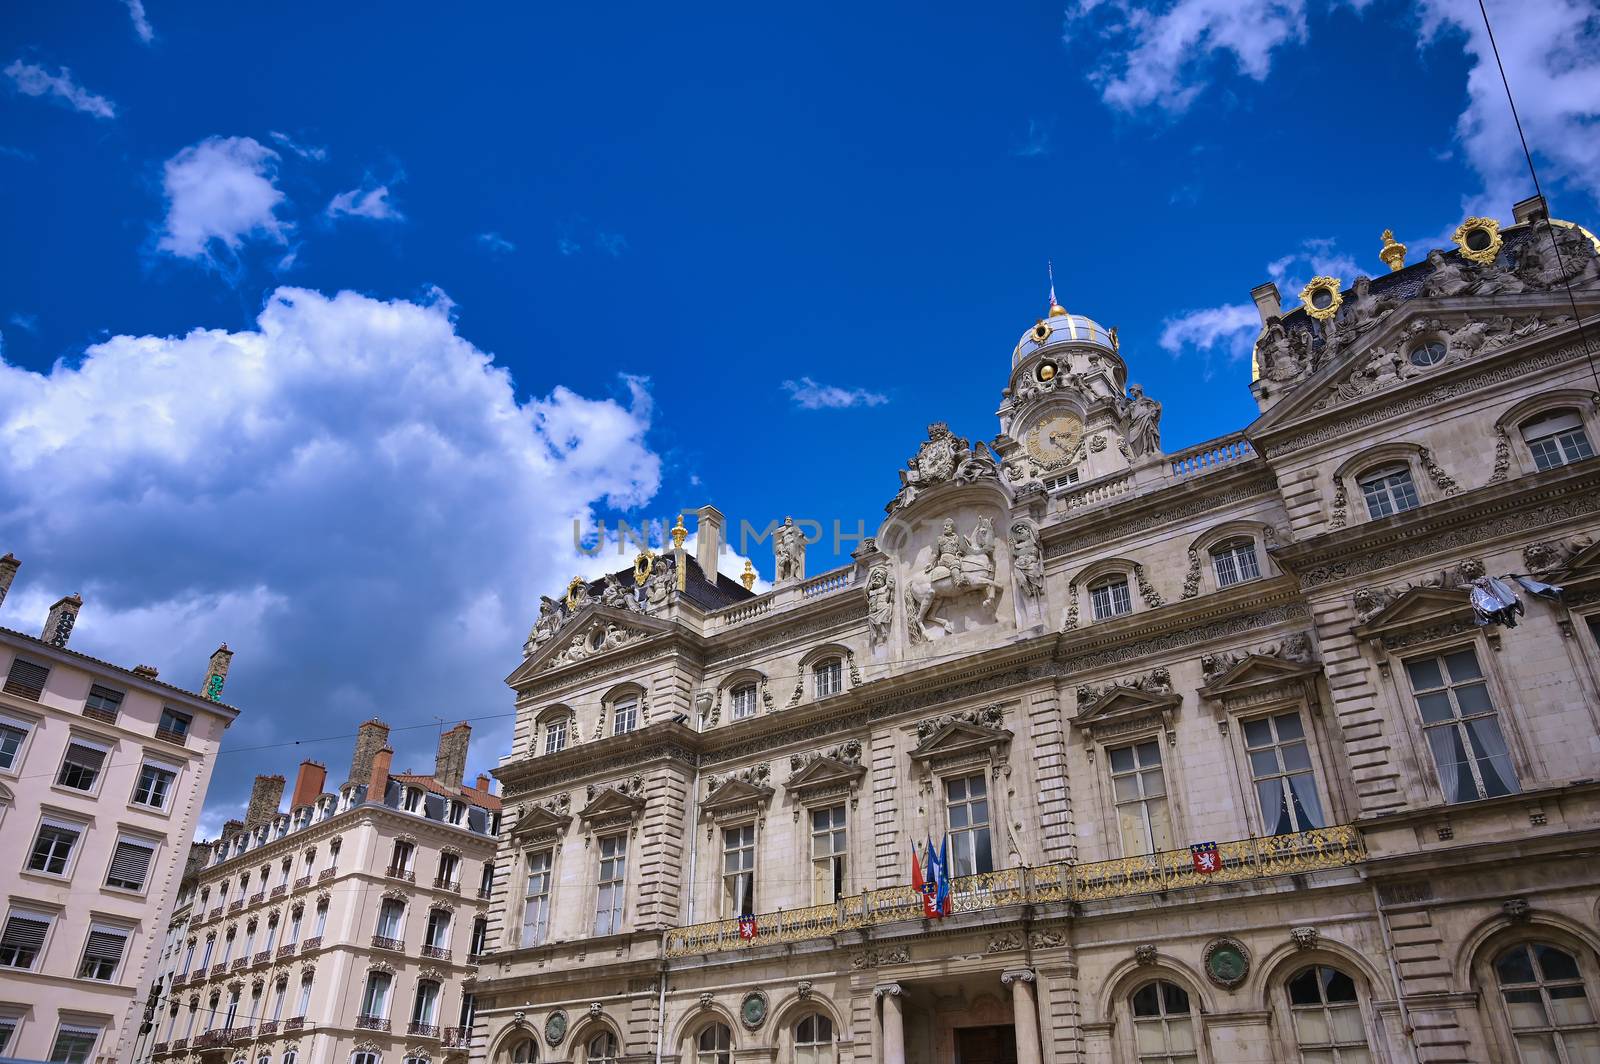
[{"x1": 904, "y1": 516, "x2": 1003, "y2": 642}]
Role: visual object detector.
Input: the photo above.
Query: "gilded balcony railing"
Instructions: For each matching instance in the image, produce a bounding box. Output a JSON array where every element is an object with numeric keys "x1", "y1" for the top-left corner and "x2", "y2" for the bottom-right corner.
[{"x1": 663, "y1": 825, "x2": 1364, "y2": 958}]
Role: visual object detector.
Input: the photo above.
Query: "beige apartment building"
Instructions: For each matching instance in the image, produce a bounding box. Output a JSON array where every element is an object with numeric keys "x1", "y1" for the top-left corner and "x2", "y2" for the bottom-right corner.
[
  {"x1": 0, "y1": 558, "x2": 241, "y2": 1062},
  {"x1": 147, "y1": 720, "x2": 499, "y2": 1064},
  {"x1": 471, "y1": 196, "x2": 1600, "y2": 1064}
]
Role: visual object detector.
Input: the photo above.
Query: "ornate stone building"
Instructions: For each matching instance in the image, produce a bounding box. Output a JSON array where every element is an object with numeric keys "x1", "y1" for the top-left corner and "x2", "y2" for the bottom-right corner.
[{"x1": 472, "y1": 195, "x2": 1600, "y2": 1064}]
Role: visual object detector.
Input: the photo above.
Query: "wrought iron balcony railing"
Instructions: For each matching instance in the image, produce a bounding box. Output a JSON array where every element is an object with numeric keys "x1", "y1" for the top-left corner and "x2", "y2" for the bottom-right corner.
[{"x1": 664, "y1": 825, "x2": 1365, "y2": 958}]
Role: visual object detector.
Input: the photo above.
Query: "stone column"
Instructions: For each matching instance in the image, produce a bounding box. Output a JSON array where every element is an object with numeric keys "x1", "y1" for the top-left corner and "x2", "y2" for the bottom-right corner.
[
  {"x1": 1002, "y1": 968, "x2": 1042, "y2": 1064},
  {"x1": 875, "y1": 983, "x2": 906, "y2": 1064}
]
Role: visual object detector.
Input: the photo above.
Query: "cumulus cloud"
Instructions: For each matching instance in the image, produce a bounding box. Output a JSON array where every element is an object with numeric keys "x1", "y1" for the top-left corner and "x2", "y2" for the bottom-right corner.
[
  {"x1": 124, "y1": 0, "x2": 154, "y2": 43},
  {"x1": 4, "y1": 60, "x2": 117, "y2": 119},
  {"x1": 782, "y1": 377, "x2": 889, "y2": 410},
  {"x1": 0, "y1": 286, "x2": 663, "y2": 819},
  {"x1": 477, "y1": 232, "x2": 515, "y2": 254},
  {"x1": 1158, "y1": 303, "x2": 1260, "y2": 377},
  {"x1": 326, "y1": 182, "x2": 403, "y2": 222},
  {"x1": 156, "y1": 136, "x2": 289, "y2": 263}
]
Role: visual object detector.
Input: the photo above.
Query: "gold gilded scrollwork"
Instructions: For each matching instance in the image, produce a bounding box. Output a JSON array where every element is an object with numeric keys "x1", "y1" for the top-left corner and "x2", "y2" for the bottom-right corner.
[
  {"x1": 1299, "y1": 277, "x2": 1343, "y2": 321},
  {"x1": 1453, "y1": 216, "x2": 1503, "y2": 265}
]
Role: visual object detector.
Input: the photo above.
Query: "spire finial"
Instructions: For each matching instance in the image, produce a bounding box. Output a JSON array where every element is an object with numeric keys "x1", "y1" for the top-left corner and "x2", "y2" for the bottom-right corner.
[
  {"x1": 1380, "y1": 229, "x2": 1407, "y2": 272},
  {"x1": 1047, "y1": 260, "x2": 1067, "y2": 317}
]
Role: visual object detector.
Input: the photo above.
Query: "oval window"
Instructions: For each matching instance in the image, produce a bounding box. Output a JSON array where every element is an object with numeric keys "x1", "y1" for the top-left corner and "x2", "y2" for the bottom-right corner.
[{"x1": 1408, "y1": 340, "x2": 1446, "y2": 367}]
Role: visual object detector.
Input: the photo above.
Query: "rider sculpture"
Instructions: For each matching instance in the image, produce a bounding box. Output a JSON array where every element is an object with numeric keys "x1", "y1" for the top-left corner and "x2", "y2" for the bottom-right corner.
[{"x1": 904, "y1": 516, "x2": 1003, "y2": 642}]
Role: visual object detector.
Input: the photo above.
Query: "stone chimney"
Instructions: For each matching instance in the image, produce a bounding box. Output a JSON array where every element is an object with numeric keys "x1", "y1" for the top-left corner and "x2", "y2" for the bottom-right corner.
[
  {"x1": 1513, "y1": 194, "x2": 1549, "y2": 225},
  {"x1": 133, "y1": 664, "x2": 160, "y2": 679},
  {"x1": 290, "y1": 760, "x2": 327, "y2": 809},
  {"x1": 346, "y1": 719, "x2": 391, "y2": 786},
  {"x1": 203, "y1": 644, "x2": 233, "y2": 702},
  {"x1": 1250, "y1": 282, "x2": 1282, "y2": 325},
  {"x1": 221, "y1": 818, "x2": 244, "y2": 841},
  {"x1": 0, "y1": 553, "x2": 19, "y2": 610},
  {"x1": 244, "y1": 775, "x2": 286, "y2": 829},
  {"x1": 434, "y1": 723, "x2": 472, "y2": 789},
  {"x1": 42, "y1": 594, "x2": 82, "y2": 648},
  {"x1": 696, "y1": 505, "x2": 725, "y2": 581},
  {"x1": 367, "y1": 746, "x2": 394, "y2": 801}
]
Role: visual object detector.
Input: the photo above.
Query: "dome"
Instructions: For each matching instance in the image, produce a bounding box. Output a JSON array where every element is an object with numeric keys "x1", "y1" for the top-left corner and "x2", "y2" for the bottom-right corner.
[{"x1": 1012, "y1": 309, "x2": 1117, "y2": 367}]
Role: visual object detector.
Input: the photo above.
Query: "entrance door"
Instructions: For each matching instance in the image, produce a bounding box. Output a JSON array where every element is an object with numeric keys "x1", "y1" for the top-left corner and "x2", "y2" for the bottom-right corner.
[{"x1": 955, "y1": 1024, "x2": 1018, "y2": 1064}]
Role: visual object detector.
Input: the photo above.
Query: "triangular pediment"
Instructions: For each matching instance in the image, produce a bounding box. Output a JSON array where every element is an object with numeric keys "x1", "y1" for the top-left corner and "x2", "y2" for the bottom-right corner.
[
  {"x1": 510, "y1": 803, "x2": 571, "y2": 842},
  {"x1": 909, "y1": 721, "x2": 1012, "y2": 766},
  {"x1": 1353, "y1": 586, "x2": 1473, "y2": 639},
  {"x1": 702, "y1": 777, "x2": 775, "y2": 814},
  {"x1": 506, "y1": 605, "x2": 674, "y2": 685},
  {"x1": 785, "y1": 756, "x2": 866, "y2": 796},
  {"x1": 1075, "y1": 686, "x2": 1182, "y2": 725},
  {"x1": 578, "y1": 787, "x2": 646, "y2": 824},
  {"x1": 1564, "y1": 539, "x2": 1600, "y2": 577},
  {"x1": 1201, "y1": 654, "x2": 1318, "y2": 698}
]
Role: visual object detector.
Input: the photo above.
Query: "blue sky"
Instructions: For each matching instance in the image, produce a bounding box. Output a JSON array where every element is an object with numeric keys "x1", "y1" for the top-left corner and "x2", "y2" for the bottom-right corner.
[{"x1": 3, "y1": 0, "x2": 1599, "y2": 830}]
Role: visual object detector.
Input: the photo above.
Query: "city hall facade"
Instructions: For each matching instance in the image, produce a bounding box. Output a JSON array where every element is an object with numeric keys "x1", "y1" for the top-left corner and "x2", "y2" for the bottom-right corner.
[{"x1": 470, "y1": 195, "x2": 1600, "y2": 1064}]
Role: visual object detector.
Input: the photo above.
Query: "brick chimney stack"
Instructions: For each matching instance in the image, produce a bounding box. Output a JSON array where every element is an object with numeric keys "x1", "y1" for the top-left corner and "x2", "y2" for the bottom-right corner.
[
  {"x1": 221, "y1": 818, "x2": 244, "y2": 841},
  {"x1": 434, "y1": 723, "x2": 472, "y2": 788},
  {"x1": 42, "y1": 594, "x2": 82, "y2": 648},
  {"x1": 243, "y1": 775, "x2": 286, "y2": 829},
  {"x1": 0, "y1": 553, "x2": 19, "y2": 609},
  {"x1": 203, "y1": 644, "x2": 233, "y2": 702},
  {"x1": 346, "y1": 719, "x2": 391, "y2": 786},
  {"x1": 290, "y1": 760, "x2": 327, "y2": 809},
  {"x1": 368, "y1": 746, "x2": 394, "y2": 802}
]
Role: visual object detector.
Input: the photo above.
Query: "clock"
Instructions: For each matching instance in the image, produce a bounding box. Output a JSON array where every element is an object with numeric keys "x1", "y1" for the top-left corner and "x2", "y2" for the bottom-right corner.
[{"x1": 1023, "y1": 413, "x2": 1084, "y2": 470}]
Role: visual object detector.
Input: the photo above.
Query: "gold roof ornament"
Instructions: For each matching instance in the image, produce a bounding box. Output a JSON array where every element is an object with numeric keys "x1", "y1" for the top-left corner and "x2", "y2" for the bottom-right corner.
[
  {"x1": 1109, "y1": 326, "x2": 1120, "y2": 353},
  {"x1": 1452, "y1": 217, "x2": 1503, "y2": 265},
  {"x1": 1379, "y1": 229, "x2": 1407, "y2": 273},
  {"x1": 1299, "y1": 276, "x2": 1344, "y2": 321},
  {"x1": 740, "y1": 559, "x2": 756, "y2": 591},
  {"x1": 633, "y1": 549, "x2": 654, "y2": 585},
  {"x1": 565, "y1": 575, "x2": 586, "y2": 610},
  {"x1": 670, "y1": 514, "x2": 688, "y2": 550},
  {"x1": 1048, "y1": 303, "x2": 1068, "y2": 318}
]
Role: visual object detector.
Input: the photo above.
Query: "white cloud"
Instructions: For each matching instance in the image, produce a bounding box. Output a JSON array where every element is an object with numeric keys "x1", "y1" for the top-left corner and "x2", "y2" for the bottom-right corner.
[
  {"x1": 326, "y1": 182, "x2": 403, "y2": 222},
  {"x1": 477, "y1": 232, "x2": 515, "y2": 254},
  {"x1": 595, "y1": 232, "x2": 628, "y2": 257},
  {"x1": 156, "y1": 136, "x2": 289, "y2": 263},
  {"x1": 8, "y1": 313, "x2": 38, "y2": 335},
  {"x1": 0, "y1": 285, "x2": 662, "y2": 820},
  {"x1": 1013, "y1": 118, "x2": 1054, "y2": 157},
  {"x1": 782, "y1": 377, "x2": 889, "y2": 410},
  {"x1": 4, "y1": 60, "x2": 116, "y2": 119},
  {"x1": 558, "y1": 237, "x2": 581, "y2": 256},
  {"x1": 1158, "y1": 303, "x2": 1260, "y2": 372},
  {"x1": 1266, "y1": 237, "x2": 1365, "y2": 296},
  {"x1": 124, "y1": 0, "x2": 154, "y2": 43},
  {"x1": 268, "y1": 131, "x2": 327, "y2": 162}
]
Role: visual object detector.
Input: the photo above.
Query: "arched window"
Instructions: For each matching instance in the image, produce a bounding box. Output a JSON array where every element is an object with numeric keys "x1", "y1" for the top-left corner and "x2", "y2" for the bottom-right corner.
[
  {"x1": 1130, "y1": 980, "x2": 1197, "y2": 1063},
  {"x1": 813, "y1": 658, "x2": 843, "y2": 699},
  {"x1": 586, "y1": 1032, "x2": 619, "y2": 1063},
  {"x1": 282, "y1": 1052, "x2": 297, "y2": 1064},
  {"x1": 351, "y1": 1053, "x2": 380, "y2": 1064},
  {"x1": 411, "y1": 978, "x2": 441, "y2": 1030},
  {"x1": 1520, "y1": 410, "x2": 1594, "y2": 471},
  {"x1": 1286, "y1": 966, "x2": 1370, "y2": 1062},
  {"x1": 730, "y1": 683, "x2": 758, "y2": 721},
  {"x1": 1357, "y1": 464, "x2": 1419, "y2": 519},
  {"x1": 507, "y1": 1038, "x2": 537, "y2": 1063},
  {"x1": 696, "y1": 1023, "x2": 732, "y2": 1064},
  {"x1": 1090, "y1": 575, "x2": 1133, "y2": 620},
  {"x1": 1210, "y1": 538, "x2": 1260, "y2": 588},
  {"x1": 794, "y1": 1012, "x2": 834, "y2": 1064},
  {"x1": 1494, "y1": 942, "x2": 1599, "y2": 1060},
  {"x1": 256, "y1": 1053, "x2": 271, "y2": 1064}
]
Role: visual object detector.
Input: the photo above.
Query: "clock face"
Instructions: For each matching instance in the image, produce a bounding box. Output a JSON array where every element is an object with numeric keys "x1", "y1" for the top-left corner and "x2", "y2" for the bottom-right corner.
[{"x1": 1023, "y1": 414, "x2": 1084, "y2": 469}]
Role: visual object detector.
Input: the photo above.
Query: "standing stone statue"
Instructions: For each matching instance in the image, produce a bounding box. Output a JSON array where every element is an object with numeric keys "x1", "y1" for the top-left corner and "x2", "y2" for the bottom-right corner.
[
  {"x1": 1125, "y1": 385, "x2": 1163, "y2": 458},
  {"x1": 774, "y1": 516, "x2": 807, "y2": 583},
  {"x1": 1010, "y1": 520, "x2": 1043, "y2": 604},
  {"x1": 865, "y1": 564, "x2": 895, "y2": 647},
  {"x1": 524, "y1": 596, "x2": 566, "y2": 655}
]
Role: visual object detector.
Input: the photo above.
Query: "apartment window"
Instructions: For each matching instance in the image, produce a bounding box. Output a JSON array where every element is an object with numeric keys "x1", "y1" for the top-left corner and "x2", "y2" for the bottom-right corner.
[
  {"x1": 612, "y1": 697, "x2": 638, "y2": 735},
  {"x1": 412, "y1": 979, "x2": 441, "y2": 1028},
  {"x1": 271, "y1": 977, "x2": 288, "y2": 1021},
  {"x1": 132, "y1": 761, "x2": 179, "y2": 809},
  {"x1": 1358, "y1": 465, "x2": 1419, "y2": 519},
  {"x1": 723, "y1": 824, "x2": 756, "y2": 915},
  {"x1": 448, "y1": 800, "x2": 464, "y2": 825},
  {"x1": 106, "y1": 836, "x2": 158, "y2": 891},
  {"x1": 1405, "y1": 648, "x2": 1519, "y2": 803},
  {"x1": 219, "y1": 929, "x2": 235, "y2": 965},
  {"x1": 285, "y1": 907, "x2": 302, "y2": 945},
  {"x1": 84, "y1": 685, "x2": 124, "y2": 723},
  {"x1": 295, "y1": 974, "x2": 313, "y2": 1018},
  {"x1": 1090, "y1": 576, "x2": 1133, "y2": 620},
  {"x1": 795, "y1": 1013, "x2": 835, "y2": 1064},
  {"x1": 521, "y1": 850, "x2": 553, "y2": 947},
  {"x1": 811, "y1": 805, "x2": 847, "y2": 904},
  {"x1": 157, "y1": 707, "x2": 192, "y2": 741},
  {"x1": 470, "y1": 915, "x2": 487, "y2": 956},
  {"x1": 945, "y1": 773, "x2": 993, "y2": 877},
  {"x1": 390, "y1": 840, "x2": 415, "y2": 874},
  {"x1": 1494, "y1": 942, "x2": 1599, "y2": 1061},
  {"x1": 3, "y1": 658, "x2": 48, "y2": 700},
  {"x1": 76, "y1": 924, "x2": 130, "y2": 980},
  {"x1": 479, "y1": 860, "x2": 496, "y2": 896},
  {"x1": 813, "y1": 659, "x2": 843, "y2": 698},
  {"x1": 424, "y1": 908, "x2": 451, "y2": 949},
  {"x1": 180, "y1": 938, "x2": 196, "y2": 975},
  {"x1": 438, "y1": 851, "x2": 461, "y2": 886},
  {"x1": 1131, "y1": 981, "x2": 1197, "y2": 1064},
  {"x1": 198, "y1": 934, "x2": 215, "y2": 970},
  {"x1": 1109, "y1": 741, "x2": 1173, "y2": 856},
  {"x1": 587, "y1": 1032, "x2": 619, "y2": 1063},
  {"x1": 0, "y1": 910, "x2": 51, "y2": 969},
  {"x1": 730, "y1": 684, "x2": 758, "y2": 720},
  {"x1": 0, "y1": 716, "x2": 29, "y2": 770},
  {"x1": 57, "y1": 738, "x2": 110, "y2": 792},
  {"x1": 48, "y1": 1024, "x2": 101, "y2": 1064},
  {"x1": 360, "y1": 970, "x2": 392, "y2": 1019},
  {"x1": 0, "y1": 1018, "x2": 15, "y2": 1054},
  {"x1": 402, "y1": 787, "x2": 422, "y2": 813},
  {"x1": 1287, "y1": 966, "x2": 1371, "y2": 1062},
  {"x1": 1210, "y1": 539, "x2": 1261, "y2": 589},
  {"x1": 1243, "y1": 712, "x2": 1324, "y2": 835},
  {"x1": 352, "y1": 1054, "x2": 378, "y2": 1064},
  {"x1": 29, "y1": 818, "x2": 83, "y2": 875},
  {"x1": 696, "y1": 1023, "x2": 732, "y2": 1064},
  {"x1": 375, "y1": 899, "x2": 405, "y2": 941},
  {"x1": 262, "y1": 916, "x2": 278, "y2": 954},
  {"x1": 283, "y1": 1052, "x2": 297, "y2": 1064},
  {"x1": 1521, "y1": 410, "x2": 1595, "y2": 471},
  {"x1": 594, "y1": 834, "x2": 626, "y2": 936}
]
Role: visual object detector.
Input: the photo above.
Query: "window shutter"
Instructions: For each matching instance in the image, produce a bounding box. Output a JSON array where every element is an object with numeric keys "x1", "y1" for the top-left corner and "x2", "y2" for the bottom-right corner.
[
  {"x1": 65, "y1": 740, "x2": 110, "y2": 768},
  {"x1": 3, "y1": 659, "x2": 48, "y2": 700},
  {"x1": 424, "y1": 793, "x2": 446, "y2": 820},
  {"x1": 83, "y1": 927, "x2": 129, "y2": 962},
  {"x1": 109, "y1": 839, "x2": 156, "y2": 889},
  {"x1": 1, "y1": 914, "x2": 49, "y2": 952}
]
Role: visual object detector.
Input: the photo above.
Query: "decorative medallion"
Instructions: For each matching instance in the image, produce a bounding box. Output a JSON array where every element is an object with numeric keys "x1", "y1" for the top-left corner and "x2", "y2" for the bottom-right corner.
[
  {"x1": 1202, "y1": 937, "x2": 1251, "y2": 989},
  {"x1": 1299, "y1": 277, "x2": 1343, "y2": 321},
  {"x1": 544, "y1": 1008, "x2": 568, "y2": 1047},
  {"x1": 565, "y1": 576, "x2": 586, "y2": 610},
  {"x1": 1023, "y1": 413, "x2": 1084, "y2": 470},
  {"x1": 1453, "y1": 216, "x2": 1503, "y2": 265},
  {"x1": 1030, "y1": 320, "x2": 1052, "y2": 344},
  {"x1": 633, "y1": 549, "x2": 654, "y2": 584},
  {"x1": 739, "y1": 989, "x2": 769, "y2": 1031},
  {"x1": 1035, "y1": 358, "x2": 1058, "y2": 383}
]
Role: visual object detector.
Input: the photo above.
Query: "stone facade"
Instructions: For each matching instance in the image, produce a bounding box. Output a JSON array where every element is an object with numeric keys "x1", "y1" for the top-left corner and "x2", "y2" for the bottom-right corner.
[{"x1": 472, "y1": 198, "x2": 1600, "y2": 1064}]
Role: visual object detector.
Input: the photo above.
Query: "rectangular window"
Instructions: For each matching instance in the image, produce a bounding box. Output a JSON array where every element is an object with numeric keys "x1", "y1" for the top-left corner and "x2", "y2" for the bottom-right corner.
[
  {"x1": 1523, "y1": 412, "x2": 1595, "y2": 470},
  {"x1": 1090, "y1": 578, "x2": 1133, "y2": 620},
  {"x1": 612, "y1": 698, "x2": 638, "y2": 735},
  {"x1": 730, "y1": 685, "x2": 757, "y2": 720},
  {"x1": 295, "y1": 976, "x2": 313, "y2": 1017},
  {"x1": 1109, "y1": 741, "x2": 1173, "y2": 856},
  {"x1": 1212, "y1": 542, "x2": 1261, "y2": 588},
  {"x1": 810, "y1": 805, "x2": 847, "y2": 903},
  {"x1": 361, "y1": 971, "x2": 392, "y2": 1018},
  {"x1": 593, "y1": 834, "x2": 626, "y2": 936},
  {"x1": 83, "y1": 685, "x2": 124, "y2": 723},
  {"x1": 3, "y1": 658, "x2": 48, "y2": 700},
  {"x1": 132, "y1": 761, "x2": 179, "y2": 809},
  {"x1": 0, "y1": 717, "x2": 29, "y2": 770},
  {"x1": 376, "y1": 899, "x2": 405, "y2": 940},
  {"x1": 723, "y1": 824, "x2": 756, "y2": 915},
  {"x1": 77, "y1": 925, "x2": 130, "y2": 980},
  {"x1": 29, "y1": 819, "x2": 82, "y2": 875},
  {"x1": 390, "y1": 840, "x2": 415, "y2": 874},
  {"x1": 156, "y1": 707, "x2": 192, "y2": 742},
  {"x1": 544, "y1": 720, "x2": 567, "y2": 755},
  {"x1": 437, "y1": 851, "x2": 460, "y2": 885},
  {"x1": 49, "y1": 1024, "x2": 100, "y2": 1064},
  {"x1": 1406, "y1": 648, "x2": 1520, "y2": 803},
  {"x1": 1242, "y1": 712, "x2": 1324, "y2": 835},
  {"x1": 106, "y1": 837, "x2": 158, "y2": 891},
  {"x1": 424, "y1": 908, "x2": 451, "y2": 948},
  {"x1": 57, "y1": 739, "x2": 109, "y2": 791},
  {"x1": 1359, "y1": 467, "x2": 1420, "y2": 519},
  {"x1": 945, "y1": 774, "x2": 994, "y2": 877},
  {"x1": 521, "y1": 851, "x2": 552, "y2": 948},
  {"x1": 313, "y1": 902, "x2": 328, "y2": 938},
  {"x1": 0, "y1": 911, "x2": 51, "y2": 969},
  {"x1": 411, "y1": 980, "x2": 440, "y2": 1026},
  {"x1": 0, "y1": 1018, "x2": 15, "y2": 1053},
  {"x1": 813, "y1": 660, "x2": 842, "y2": 698}
]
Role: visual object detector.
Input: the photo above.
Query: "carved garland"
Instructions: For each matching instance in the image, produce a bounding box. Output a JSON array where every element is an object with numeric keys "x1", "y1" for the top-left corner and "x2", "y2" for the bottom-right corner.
[{"x1": 1180, "y1": 548, "x2": 1201, "y2": 599}]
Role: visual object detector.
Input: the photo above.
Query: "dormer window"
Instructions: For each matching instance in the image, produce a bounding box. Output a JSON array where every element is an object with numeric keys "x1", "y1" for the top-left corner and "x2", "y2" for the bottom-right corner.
[
  {"x1": 544, "y1": 719, "x2": 568, "y2": 755},
  {"x1": 1210, "y1": 539, "x2": 1261, "y2": 589},
  {"x1": 1521, "y1": 410, "x2": 1594, "y2": 471},
  {"x1": 1090, "y1": 576, "x2": 1132, "y2": 620},
  {"x1": 1358, "y1": 465, "x2": 1419, "y2": 519},
  {"x1": 403, "y1": 788, "x2": 423, "y2": 814},
  {"x1": 730, "y1": 684, "x2": 758, "y2": 721},
  {"x1": 448, "y1": 800, "x2": 464, "y2": 825},
  {"x1": 813, "y1": 659, "x2": 843, "y2": 699}
]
